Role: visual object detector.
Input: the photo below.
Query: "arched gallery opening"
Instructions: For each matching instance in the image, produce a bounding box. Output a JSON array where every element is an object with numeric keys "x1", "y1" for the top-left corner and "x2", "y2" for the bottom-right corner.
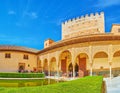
[
  {"x1": 50, "y1": 57, "x2": 56, "y2": 76},
  {"x1": 37, "y1": 60, "x2": 42, "y2": 72},
  {"x1": 93, "y1": 52, "x2": 109, "y2": 77},
  {"x1": 112, "y1": 50, "x2": 120, "y2": 77},
  {"x1": 59, "y1": 50, "x2": 72, "y2": 77},
  {"x1": 75, "y1": 53, "x2": 89, "y2": 77},
  {"x1": 43, "y1": 59, "x2": 48, "y2": 76}
]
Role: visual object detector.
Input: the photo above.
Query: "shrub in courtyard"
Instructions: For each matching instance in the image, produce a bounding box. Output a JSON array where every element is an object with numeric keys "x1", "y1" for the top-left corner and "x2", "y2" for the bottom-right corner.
[{"x1": 0, "y1": 73, "x2": 45, "y2": 78}]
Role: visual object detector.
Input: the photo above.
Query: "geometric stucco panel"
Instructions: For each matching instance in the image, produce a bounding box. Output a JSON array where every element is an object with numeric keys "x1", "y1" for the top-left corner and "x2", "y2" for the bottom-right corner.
[
  {"x1": 113, "y1": 45, "x2": 120, "y2": 55},
  {"x1": 92, "y1": 45, "x2": 108, "y2": 58},
  {"x1": 74, "y1": 47, "x2": 89, "y2": 59}
]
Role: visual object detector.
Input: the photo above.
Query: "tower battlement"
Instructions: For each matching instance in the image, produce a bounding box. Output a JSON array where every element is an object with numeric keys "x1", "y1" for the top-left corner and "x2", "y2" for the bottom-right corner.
[
  {"x1": 62, "y1": 12, "x2": 105, "y2": 40},
  {"x1": 62, "y1": 12, "x2": 104, "y2": 25}
]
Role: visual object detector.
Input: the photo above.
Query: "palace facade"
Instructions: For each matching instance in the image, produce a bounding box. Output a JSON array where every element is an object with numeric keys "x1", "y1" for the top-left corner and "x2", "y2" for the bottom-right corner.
[{"x1": 0, "y1": 12, "x2": 120, "y2": 78}]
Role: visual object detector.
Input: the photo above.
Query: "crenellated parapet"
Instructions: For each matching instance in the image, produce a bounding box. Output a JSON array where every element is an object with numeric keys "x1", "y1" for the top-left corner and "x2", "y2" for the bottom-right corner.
[
  {"x1": 62, "y1": 12, "x2": 104, "y2": 25},
  {"x1": 62, "y1": 12, "x2": 105, "y2": 40}
]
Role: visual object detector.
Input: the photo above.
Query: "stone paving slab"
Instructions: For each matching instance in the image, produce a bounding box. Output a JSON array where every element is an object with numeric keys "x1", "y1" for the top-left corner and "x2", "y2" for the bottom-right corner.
[{"x1": 104, "y1": 76, "x2": 120, "y2": 93}]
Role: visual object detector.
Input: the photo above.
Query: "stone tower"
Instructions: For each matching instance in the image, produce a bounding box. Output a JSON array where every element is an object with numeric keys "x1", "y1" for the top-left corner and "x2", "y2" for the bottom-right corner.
[{"x1": 62, "y1": 12, "x2": 105, "y2": 40}]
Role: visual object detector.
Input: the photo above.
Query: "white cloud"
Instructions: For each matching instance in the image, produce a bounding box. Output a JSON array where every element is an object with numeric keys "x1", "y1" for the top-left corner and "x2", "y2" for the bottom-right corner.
[
  {"x1": 8, "y1": 10, "x2": 16, "y2": 15},
  {"x1": 94, "y1": 0, "x2": 120, "y2": 8},
  {"x1": 31, "y1": 12, "x2": 38, "y2": 19},
  {"x1": 25, "y1": 12, "x2": 38, "y2": 19}
]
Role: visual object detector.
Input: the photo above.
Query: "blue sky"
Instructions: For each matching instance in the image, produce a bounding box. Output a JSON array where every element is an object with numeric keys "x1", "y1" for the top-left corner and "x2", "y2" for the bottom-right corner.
[{"x1": 0, "y1": 0, "x2": 120, "y2": 50}]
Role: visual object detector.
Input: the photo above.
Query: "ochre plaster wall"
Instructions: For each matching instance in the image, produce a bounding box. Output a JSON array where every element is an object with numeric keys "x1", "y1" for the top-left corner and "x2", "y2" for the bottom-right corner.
[{"x1": 0, "y1": 51, "x2": 37, "y2": 72}]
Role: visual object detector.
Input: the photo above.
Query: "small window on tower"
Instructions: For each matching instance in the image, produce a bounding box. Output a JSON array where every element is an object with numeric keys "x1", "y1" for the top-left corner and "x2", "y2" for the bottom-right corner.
[
  {"x1": 118, "y1": 29, "x2": 120, "y2": 32},
  {"x1": 23, "y1": 55, "x2": 29, "y2": 60},
  {"x1": 5, "y1": 53, "x2": 11, "y2": 58}
]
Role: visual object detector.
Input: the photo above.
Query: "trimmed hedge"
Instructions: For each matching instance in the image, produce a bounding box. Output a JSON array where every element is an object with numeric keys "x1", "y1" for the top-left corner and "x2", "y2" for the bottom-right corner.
[{"x1": 0, "y1": 73, "x2": 45, "y2": 78}]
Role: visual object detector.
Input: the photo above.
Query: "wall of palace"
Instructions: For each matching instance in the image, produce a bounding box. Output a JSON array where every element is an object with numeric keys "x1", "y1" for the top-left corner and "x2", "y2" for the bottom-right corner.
[
  {"x1": 0, "y1": 51, "x2": 37, "y2": 72},
  {"x1": 38, "y1": 40, "x2": 120, "y2": 77}
]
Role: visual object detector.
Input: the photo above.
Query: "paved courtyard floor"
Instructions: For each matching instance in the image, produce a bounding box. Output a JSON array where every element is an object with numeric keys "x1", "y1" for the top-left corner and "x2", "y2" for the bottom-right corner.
[{"x1": 104, "y1": 76, "x2": 120, "y2": 93}]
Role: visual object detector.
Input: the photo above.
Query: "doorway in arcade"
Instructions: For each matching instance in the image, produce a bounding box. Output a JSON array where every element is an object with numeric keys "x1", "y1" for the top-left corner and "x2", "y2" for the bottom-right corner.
[
  {"x1": 76, "y1": 53, "x2": 89, "y2": 77},
  {"x1": 60, "y1": 50, "x2": 72, "y2": 77}
]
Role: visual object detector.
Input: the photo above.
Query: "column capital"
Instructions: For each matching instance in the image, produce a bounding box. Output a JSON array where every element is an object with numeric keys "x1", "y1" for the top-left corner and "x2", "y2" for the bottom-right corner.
[
  {"x1": 89, "y1": 63, "x2": 93, "y2": 67},
  {"x1": 109, "y1": 62, "x2": 112, "y2": 66}
]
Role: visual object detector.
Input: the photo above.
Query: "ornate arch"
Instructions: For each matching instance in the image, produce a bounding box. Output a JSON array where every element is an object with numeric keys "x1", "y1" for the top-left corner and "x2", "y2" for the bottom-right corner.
[
  {"x1": 74, "y1": 52, "x2": 89, "y2": 67},
  {"x1": 59, "y1": 50, "x2": 72, "y2": 75},
  {"x1": 92, "y1": 46, "x2": 108, "y2": 58},
  {"x1": 113, "y1": 50, "x2": 120, "y2": 57},
  {"x1": 43, "y1": 58, "x2": 48, "y2": 75},
  {"x1": 50, "y1": 57, "x2": 56, "y2": 72},
  {"x1": 92, "y1": 51, "x2": 109, "y2": 77},
  {"x1": 37, "y1": 59, "x2": 42, "y2": 72},
  {"x1": 93, "y1": 51, "x2": 108, "y2": 58}
]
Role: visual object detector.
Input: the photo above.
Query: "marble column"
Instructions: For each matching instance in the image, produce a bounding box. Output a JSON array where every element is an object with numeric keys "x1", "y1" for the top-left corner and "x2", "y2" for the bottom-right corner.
[
  {"x1": 72, "y1": 63, "x2": 75, "y2": 78},
  {"x1": 90, "y1": 63, "x2": 93, "y2": 76},
  {"x1": 109, "y1": 62, "x2": 112, "y2": 79}
]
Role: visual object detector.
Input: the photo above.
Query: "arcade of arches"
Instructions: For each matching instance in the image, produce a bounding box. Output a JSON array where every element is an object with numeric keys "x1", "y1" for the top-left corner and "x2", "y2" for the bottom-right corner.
[{"x1": 38, "y1": 47, "x2": 120, "y2": 78}]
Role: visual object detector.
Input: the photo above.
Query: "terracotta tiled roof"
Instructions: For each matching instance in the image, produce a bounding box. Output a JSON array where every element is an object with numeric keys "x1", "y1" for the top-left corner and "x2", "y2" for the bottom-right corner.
[{"x1": 0, "y1": 45, "x2": 39, "y2": 54}]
